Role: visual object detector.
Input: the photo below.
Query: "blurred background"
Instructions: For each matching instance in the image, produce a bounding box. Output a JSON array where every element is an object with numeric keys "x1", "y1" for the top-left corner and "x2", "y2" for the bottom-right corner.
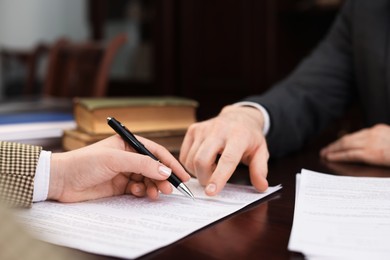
[{"x1": 0, "y1": 0, "x2": 344, "y2": 120}]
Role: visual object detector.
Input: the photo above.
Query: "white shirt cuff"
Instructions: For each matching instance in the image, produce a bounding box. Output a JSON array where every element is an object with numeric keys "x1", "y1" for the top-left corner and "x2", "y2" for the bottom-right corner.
[
  {"x1": 33, "y1": 150, "x2": 51, "y2": 202},
  {"x1": 233, "y1": 101, "x2": 271, "y2": 136}
]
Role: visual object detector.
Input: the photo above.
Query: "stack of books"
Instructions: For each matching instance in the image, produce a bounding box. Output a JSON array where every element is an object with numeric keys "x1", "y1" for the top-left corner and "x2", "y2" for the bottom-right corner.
[
  {"x1": 0, "y1": 97, "x2": 76, "y2": 146},
  {"x1": 62, "y1": 96, "x2": 198, "y2": 153},
  {"x1": 0, "y1": 112, "x2": 75, "y2": 141}
]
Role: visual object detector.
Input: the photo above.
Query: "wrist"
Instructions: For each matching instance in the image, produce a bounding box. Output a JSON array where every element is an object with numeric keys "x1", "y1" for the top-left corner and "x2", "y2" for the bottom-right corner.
[
  {"x1": 47, "y1": 153, "x2": 65, "y2": 201},
  {"x1": 221, "y1": 105, "x2": 265, "y2": 131}
]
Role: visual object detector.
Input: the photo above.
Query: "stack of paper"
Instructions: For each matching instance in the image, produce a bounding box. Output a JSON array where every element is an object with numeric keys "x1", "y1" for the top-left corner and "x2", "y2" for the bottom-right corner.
[{"x1": 288, "y1": 169, "x2": 390, "y2": 259}]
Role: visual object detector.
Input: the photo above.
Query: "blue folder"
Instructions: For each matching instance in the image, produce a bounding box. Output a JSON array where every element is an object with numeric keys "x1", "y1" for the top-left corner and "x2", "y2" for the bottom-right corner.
[{"x1": 0, "y1": 112, "x2": 74, "y2": 125}]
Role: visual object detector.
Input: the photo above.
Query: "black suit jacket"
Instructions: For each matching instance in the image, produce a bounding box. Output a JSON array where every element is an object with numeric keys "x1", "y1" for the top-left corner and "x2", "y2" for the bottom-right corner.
[{"x1": 244, "y1": 0, "x2": 390, "y2": 157}]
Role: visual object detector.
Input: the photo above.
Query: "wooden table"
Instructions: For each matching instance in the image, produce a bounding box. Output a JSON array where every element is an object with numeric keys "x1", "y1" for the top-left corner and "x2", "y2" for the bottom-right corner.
[{"x1": 60, "y1": 142, "x2": 390, "y2": 260}]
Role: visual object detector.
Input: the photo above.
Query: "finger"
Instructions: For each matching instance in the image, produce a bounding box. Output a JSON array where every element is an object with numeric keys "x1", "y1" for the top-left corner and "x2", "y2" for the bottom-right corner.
[
  {"x1": 192, "y1": 138, "x2": 223, "y2": 186},
  {"x1": 179, "y1": 124, "x2": 197, "y2": 170},
  {"x1": 183, "y1": 138, "x2": 203, "y2": 177},
  {"x1": 111, "y1": 150, "x2": 172, "y2": 181},
  {"x1": 145, "y1": 178, "x2": 159, "y2": 199},
  {"x1": 205, "y1": 140, "x2": 246, "y2": 196},
  {"x1": 126, "y1": 180, "x2": 147, "y2": 197},
  {"x1": 180, "y1": 122, "x2": 210, "y2": 177},
  {"x1": 321, "y1": 130, "x2": 368, "y2": 156},
  {"x1": 156, "y1": 180, "x2": 173, "y2": 195},
  {"x1": 128, "y1": 172, "x2": 144, "y2": 182},
  {"x1": 323, "y1": 149, "x2": 367, "y2": 163},
  {"x1": 248, "y1": 145, "x2": 269, "y2": 192},
  {"x1": 137, "y1": 136, "x2": 191, "y2": 182}
]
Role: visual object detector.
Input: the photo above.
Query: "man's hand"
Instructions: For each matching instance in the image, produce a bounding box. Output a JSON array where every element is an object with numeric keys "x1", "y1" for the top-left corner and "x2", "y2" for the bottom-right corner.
[
  {"x1": 180, "y1": 105, "x2": 269, "y2": 196},
  {"x1": 320, "y1": 124, "x2": 390, "y2": 166}
]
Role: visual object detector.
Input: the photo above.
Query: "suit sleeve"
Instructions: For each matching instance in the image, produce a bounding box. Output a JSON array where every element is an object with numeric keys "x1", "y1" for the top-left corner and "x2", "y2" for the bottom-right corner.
[
  {"x1": 0, "y1": 141, "x2": 42, "y2": 207},
  {"x1": 244, "y1": 0, "x2": 356, "y2": 157}
]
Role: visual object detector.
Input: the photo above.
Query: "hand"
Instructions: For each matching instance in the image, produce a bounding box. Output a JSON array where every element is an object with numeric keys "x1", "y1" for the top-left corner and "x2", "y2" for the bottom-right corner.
[
  {"x1": 48, "y1": 135, "x2": 190, "y2": 202},
  {"x1": 180, "y1": 105, "x2": 269, "y2": 196},
  {"x1": 320, "y1": 124, "x2": 390, "y2": 167}
]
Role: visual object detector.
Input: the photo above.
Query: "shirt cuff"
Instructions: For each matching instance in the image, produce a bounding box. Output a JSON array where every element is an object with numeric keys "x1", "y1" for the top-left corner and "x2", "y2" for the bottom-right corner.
[
  {"x1": 233, "y1": 101, "x2": 271, "y2": 136},
  {"x1": 33, "y1": 150, "x2": 51, "y2": 202}
]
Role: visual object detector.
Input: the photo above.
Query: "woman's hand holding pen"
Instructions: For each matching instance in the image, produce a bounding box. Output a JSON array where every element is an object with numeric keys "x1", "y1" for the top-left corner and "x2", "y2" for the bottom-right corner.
[{"x1": 47, "y1": 135, "x2": 191, "y2": 203}]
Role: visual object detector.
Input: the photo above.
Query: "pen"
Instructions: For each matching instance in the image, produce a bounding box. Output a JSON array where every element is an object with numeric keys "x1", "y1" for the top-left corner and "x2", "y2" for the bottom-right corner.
[{"x1": 107, "y1": 117, "x2": 195, "y2": 199}]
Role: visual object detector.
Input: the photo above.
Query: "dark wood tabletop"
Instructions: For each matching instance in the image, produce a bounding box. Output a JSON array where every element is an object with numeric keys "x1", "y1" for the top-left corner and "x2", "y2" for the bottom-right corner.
[{"x1": 57, "y1": 140, "x2": 390, "y2": 260}]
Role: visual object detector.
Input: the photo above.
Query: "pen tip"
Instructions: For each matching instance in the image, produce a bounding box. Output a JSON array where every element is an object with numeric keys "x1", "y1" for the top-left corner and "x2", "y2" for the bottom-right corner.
[
  {"x1": 177, "y1": 183, "x2": 195, "y2": 199},
  {"x1": 107, "y1": 117, "x2": 112, "y2": 122}
]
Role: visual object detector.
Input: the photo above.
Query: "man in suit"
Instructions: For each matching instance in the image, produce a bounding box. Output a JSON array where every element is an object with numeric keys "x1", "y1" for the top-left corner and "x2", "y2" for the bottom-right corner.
[
  {"x1": 0, "y1": 135, "x2": 190, "y2": 259},
  {"x1": 180, "y1": 0, "x2": 390, "y2": 196}
]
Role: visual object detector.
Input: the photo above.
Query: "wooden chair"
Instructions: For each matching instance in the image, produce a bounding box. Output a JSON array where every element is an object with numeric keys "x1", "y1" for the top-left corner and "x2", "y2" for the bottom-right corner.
[
  {"x1": 0, "y1": 44, "x2": 48, "y2": 96},
  {"x1": 42, "y1": 33, "x2": 127, "y2": 98}
]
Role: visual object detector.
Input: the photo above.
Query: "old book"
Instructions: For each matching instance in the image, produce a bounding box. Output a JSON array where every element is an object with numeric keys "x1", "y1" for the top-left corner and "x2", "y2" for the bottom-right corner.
[
  {"x1": 62, "y1": 128, "x2": 186, "y2": 154},
  {"x1": 74, "y1": 96, "x2": 198, "y2": 134},
  {"x1": 62, "y1": 129, "x2": 109, "y2": 151}
]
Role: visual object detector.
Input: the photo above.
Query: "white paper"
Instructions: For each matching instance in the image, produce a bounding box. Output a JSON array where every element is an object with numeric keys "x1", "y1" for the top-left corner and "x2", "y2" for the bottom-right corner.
[
  {"x1": 0, "y1": 121, "x2": 76, "y2": 140},
  {"x1": 288, "y1": 169, "x2": 390, "y2": 259},
  {"x1": 15, "y1": 178, "x2": 281, "y2": 259}
]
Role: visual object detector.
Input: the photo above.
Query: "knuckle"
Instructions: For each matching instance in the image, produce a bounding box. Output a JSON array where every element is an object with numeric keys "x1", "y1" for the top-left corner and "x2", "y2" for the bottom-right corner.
[
  {"x1": 197, "y1": 175, "x2": 209, "y2": 186},
  {"x1": 340, "y1": 135, "x2": 350, "y2": 146},
  {"x1": 373, "y1": 123, "x2": 386, "y2": 130},
  {"x1": 186, "y1": 123, "x2": 198, "y2": 135},
  {"x1": 187, "y1": 122, "x2": 204, "y2": 135},
  {"x1": 212, "y1": 117, "x2": 231, "y2": 131},
  {"x1": 193, "y1": 154, "x2": 210, "y2": 169},
  {"x1": 344, "y1": 151, "x2": 353, "y2": 160},
  {"x1": 375, "y1": 149, "x2": 386, "y2": 162},
  {"x1": 264, "y1": 149, "x2": 270, "y2": 160},
  {"x1": 219, "y1": 151, "x2": 237, "y2": 165},
  {"x1": 138, "y1": 156, "x2": 157, "y2": 173},
  {"x1": 372, "y1": 124, "x2": 387, "y2": 135},
  {"x1": 179, "y1": 153, "x2": 186, "y2": 164}
]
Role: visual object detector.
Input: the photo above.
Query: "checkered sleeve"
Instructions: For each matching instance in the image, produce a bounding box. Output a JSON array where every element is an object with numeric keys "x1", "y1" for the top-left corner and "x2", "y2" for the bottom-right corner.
[{"x1": 0, "y1": 141, "x2": 42, "y2": 207}]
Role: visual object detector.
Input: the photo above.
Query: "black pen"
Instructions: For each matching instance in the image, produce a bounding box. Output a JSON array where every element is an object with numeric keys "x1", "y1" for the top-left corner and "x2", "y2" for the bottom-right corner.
[{"x1": 107, "y1": 117, "x2": 195, "y2": 199}]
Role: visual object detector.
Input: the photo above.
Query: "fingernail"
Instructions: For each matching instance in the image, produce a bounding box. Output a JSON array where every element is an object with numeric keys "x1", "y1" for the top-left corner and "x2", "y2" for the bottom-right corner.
[
  {"x1": 133, "y1": 185, "x2": 141, "y2": 194},
  {"x1": 158, "y1": 164, "x2": 172, "y2": 177},
  {"x1": 206, "y1": 183, "x2": 217, "y2": 194}
]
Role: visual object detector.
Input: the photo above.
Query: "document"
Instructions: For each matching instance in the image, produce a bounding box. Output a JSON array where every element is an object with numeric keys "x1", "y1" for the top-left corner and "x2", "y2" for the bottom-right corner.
[
  {"x1": 15, "y1": 178, "x2": 281, "y2": 259},
  {"x1": 288, "y1": 169, "x2": 390, "y2": 260}
]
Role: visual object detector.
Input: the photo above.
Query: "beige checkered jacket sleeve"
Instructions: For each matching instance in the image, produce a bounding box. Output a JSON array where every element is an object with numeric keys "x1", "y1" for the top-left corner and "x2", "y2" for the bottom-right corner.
[{"x1": 0, "y1": 141, "x2": 42, "y2": 207}]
